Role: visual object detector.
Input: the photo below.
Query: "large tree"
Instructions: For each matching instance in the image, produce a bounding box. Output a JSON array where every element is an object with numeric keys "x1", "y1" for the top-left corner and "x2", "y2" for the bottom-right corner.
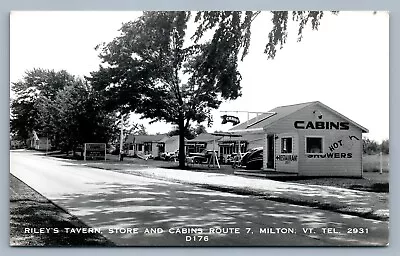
[
  {"x1": 52, "y1": 80, "x2": 118, "y2": 155},
  {"x1": 90, "y1": 11, "x2": 332, "y2": 168},
  {"x1": 90, "y1": 11, "x2": 244, "y2": 168},
  {"x1": 10, "y1": 69, "x2": 75, "y2": 143},
  {"x1": 11, "y1": 68, "x2": 118, "y2": 153}
]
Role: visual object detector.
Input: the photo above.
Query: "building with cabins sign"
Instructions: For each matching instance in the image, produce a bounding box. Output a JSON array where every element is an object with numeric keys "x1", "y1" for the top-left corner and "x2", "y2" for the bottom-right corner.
[{"x1": 229, "y1": 101, "x2": 368, "y2": 177}]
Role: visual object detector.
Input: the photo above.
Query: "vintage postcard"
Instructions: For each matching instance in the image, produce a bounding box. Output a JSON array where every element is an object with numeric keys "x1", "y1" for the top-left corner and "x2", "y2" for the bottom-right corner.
[{"x1": 9, "y1": 11, "x2": 389, "y2": 246}]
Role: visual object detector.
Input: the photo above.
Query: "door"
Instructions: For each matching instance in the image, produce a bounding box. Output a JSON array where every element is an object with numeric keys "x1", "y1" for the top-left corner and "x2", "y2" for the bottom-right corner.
[
  {"x1": 275, "y1": 133, "x2": 299, "y2": 173},
  {"x1": 267, "y1": 134, "x2": 275, "y2": 169}
]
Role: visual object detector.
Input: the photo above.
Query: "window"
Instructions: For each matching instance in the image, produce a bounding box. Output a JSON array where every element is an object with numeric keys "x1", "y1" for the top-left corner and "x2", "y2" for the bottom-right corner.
[
  {"x1": 144, "y1": 142, "x2": 152, "y2": 152},
  {"x1": 281, "y1": 137, "x2": 293, "y2": 154},
  {"x1": 306, "y1": 137, "x2": 323, "y2": 154},
  {"x1": 138, "y1": 144, "x2": 143, "y2": 151}
]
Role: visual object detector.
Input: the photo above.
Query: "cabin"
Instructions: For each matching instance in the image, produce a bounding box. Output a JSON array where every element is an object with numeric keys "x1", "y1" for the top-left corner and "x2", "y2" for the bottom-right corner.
[
  {"x1": 27, "y1": 131, "x2": 52, "y2": 151},
  {"x1": 125, "y1": 134, "x2": 169, "y2": 157},
  {"x1": 164, "y1": 135, "x2": 189, "y2": 155},
  {"x1": 164, "y1": 135, "x2": 181, "y2": 154},
  {"x1": 217, "y1": 133, "x2": 264, "y2": 160},
  {"x1": 186, "y1": 133, "x2": 222, "y2": 154},
  {"x1": 185, "y1": 132, "x2": 265, "y2": 160},
  {"x1": 230, "y1": 101, "x2": 368, "y2": 177}
]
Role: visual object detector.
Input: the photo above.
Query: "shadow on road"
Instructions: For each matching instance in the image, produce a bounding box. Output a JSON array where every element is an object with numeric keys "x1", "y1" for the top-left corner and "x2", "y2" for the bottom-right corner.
[{"x1": 51, "y1": 178, "x2": 388, "y2": 246}]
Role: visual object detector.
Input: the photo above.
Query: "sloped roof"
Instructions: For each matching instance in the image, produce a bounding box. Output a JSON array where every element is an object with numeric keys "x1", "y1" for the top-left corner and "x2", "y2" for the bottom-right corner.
[
  {"x1": 229, "y1": 101, "x2": 368, "y2": 133},
  {"x1": 188, "y1": 133, "x2": 222, "y2": 142},
  {"x1": 218, "y1": 133, "x2": 263, "y2": 142},
  {"x1": 164, "y1": 135, "x2": 187, "y2": 144},
  {"x1": 230, "y1": 101, "x2": 314, "y2": 131},
  {"x1": 316, "y1": 102, "x2": 368, "y2": 133},
  {"x1": 125, "y1": 134, "x2": 169, "y2": 144}
]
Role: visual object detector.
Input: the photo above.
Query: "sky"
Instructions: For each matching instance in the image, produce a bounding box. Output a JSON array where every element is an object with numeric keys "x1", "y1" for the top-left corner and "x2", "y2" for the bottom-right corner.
[{"x1": 10, "y1": 11, "x2": 389, "y2": 142}]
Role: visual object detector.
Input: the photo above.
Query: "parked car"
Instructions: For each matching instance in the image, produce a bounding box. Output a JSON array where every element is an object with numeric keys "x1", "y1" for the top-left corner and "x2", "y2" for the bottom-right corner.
[
  {"x1": 168, "y1": 150, "x2": 179, "y2": 162},
  {"x1": 226, "y1": 152, "x2": 246, "y2": 166},
  {"x1": 226, "y1": 154, "x2": 235, "y2": 164},
  {"x1": 189, "y1": 150, "x2": 218, "y2": 164},
  {"x1": 159, "y1": 150, "x2": 179, "y2": 161},
  {"x1": 241, "y1": 147, "x2": 263, "y2": 170},
  {"x1": 160, "y1": 152, "x2": 169, "y2": 160}
]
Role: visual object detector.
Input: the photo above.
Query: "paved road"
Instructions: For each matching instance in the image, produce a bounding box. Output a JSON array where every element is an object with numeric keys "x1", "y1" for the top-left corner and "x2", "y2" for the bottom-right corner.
[{"x1": 10, "y1": 150, "x2": 388, "y2": 246}]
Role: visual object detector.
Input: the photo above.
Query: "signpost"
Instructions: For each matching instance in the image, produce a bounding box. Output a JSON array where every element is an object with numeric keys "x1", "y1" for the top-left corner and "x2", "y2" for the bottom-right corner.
[
  {"x1": 220, "y1": 110, "x2": 275, "y2": 127},
  {"x1": 119, "y1": 115, "x2": 124, "y2": 161},
  {"x1": 84, "y1": 143, "x2": 106, "y2": 161}
]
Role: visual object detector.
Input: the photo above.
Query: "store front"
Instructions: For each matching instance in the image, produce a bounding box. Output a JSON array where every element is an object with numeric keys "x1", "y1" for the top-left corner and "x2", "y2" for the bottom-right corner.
[{"x1": 230, "y1": 101, "x2": 368, "y2": 177}]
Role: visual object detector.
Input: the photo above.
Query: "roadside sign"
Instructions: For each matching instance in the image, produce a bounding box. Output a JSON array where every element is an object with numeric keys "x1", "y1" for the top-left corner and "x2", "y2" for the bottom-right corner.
[{"x1": 84, "y1": 143, "x2": 106, "y2": 161}]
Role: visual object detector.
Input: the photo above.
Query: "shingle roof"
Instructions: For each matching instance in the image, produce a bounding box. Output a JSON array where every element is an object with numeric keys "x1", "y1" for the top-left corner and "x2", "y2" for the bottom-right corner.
[
  {"x1": 229, "y1": 101, "x2": 368, "y2": 133},
  {"x1": 230, "y1": 101, "x2": 315, "y2": 131}
]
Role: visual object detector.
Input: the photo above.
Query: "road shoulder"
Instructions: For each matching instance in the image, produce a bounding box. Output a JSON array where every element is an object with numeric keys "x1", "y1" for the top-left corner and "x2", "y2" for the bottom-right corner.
[{"x1": 9, "y1": 174, "x2": 114, "y2": 246}]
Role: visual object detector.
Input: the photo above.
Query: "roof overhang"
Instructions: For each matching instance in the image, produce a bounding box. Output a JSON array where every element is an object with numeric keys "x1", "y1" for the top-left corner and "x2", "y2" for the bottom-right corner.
[
  {"x1": 211, "y1": 132, "x2": 242, "y2": 137},
  {"x1": 227, "y1": 128, "x2": 264, "y2": 134}
]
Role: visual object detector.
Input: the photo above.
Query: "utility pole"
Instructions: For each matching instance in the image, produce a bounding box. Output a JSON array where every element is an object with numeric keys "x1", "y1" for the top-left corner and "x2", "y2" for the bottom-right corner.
[
  {"x1": 46, "y1": 135, "x2": 49, "y2": 156},
  {"x1": 119, "y1": 114, "x2": 124, "y2": 161}
]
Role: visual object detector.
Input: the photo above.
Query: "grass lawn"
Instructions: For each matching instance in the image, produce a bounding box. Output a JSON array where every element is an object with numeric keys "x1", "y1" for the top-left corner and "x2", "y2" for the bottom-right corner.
[
  {"x1": 49, "y1": 152, "x2": 389, "y2": 193},
  {"x1": 363, "y1": 153, "x2": 389, "y2": 173},
  {"x1": 265, "y1": 155, "x2": 389, "y2": 193}
]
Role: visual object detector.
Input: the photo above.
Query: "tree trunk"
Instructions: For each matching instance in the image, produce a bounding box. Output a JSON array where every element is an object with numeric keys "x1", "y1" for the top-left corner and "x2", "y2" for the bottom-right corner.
[{"x1": 178, "y1": 117, "x2": 186, "y2": 169}]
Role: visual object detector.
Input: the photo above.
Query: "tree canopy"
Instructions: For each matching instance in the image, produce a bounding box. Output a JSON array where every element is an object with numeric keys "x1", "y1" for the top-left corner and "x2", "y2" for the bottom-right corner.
[
  {"x1": 192, "y1": 11, "x2": 336, "y2": 60},
  {"x1": 168, "y1": 124, "x2": 208, "y2": 140},
  {"x1": 89, "y1": 11, "x2": 245, "y2": 167},
  {"x1": 52, "y1": 80, "x2": 118, "y2": 154},
  {"x1": 89, "y1": 11, "x2": 333, "y2": 167},
  {"x1": 10, "y1": 69, "x2": 76, "y2": 141},
  {"x1": 11, "y1": 11, "x2": 335, "y2": 163},
  {"x1": 10, "y1": 69, "x2": 118, "y2": 155},
  {"x1": 363, "y1": 138, "x2": 389, "y2": 155}
]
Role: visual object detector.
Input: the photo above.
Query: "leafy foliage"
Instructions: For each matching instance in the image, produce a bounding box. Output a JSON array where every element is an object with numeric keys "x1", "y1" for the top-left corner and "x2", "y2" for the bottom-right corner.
[
  {"x1": 381, "y1": 139, "x2": 389, "y2": 154},
  {"x1": 89, "y1": 11, "x2": 335, "y2": 167},
  {"x1": 193, "y1": 11, "x2": 337, "y2": 60},
  {"x1": 195, "y1": 124, "x2": 207, "y2": 135},
  {"x1": 10, "y1": 69, "x2": 118, "y2": 153},
  {"x1": 167, "y1": 124, "x2": 206, "y2": 140},
  {"x1": 363, "y1": 137, "x2": 389, "y2": 155},
  {"x1": 123, "y1": 122, "x2": 148, "y2": 137},
  {"x1": 135, "y1": 124, "x2": 149, "y2": 136},
  {"x1": 10, "y1": 69, "x2": 76, "y2": 142},
  {"x1": 90, "y1": 11, "x2": 243, "y2": 167},
  {"x1": 52, "y1": 80, "x2": 118, "y2": 153}
]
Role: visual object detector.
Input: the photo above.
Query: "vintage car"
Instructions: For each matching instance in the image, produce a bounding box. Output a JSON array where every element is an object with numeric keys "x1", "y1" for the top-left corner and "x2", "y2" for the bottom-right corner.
[
  {"x1": 241, "y1": 147, "x2": 263, "y2": 170},
  {"x1": 160, "y1": 150, "x2": 179, "y2": 161},
  {"x1": 188, "y1": 150, "x2": 218, "y2": 164},
  {"x1": 168, "y1": 150, "x2": 179, "y2": 161},
  {"x1": 226, "y1": 152, "x2": 246, "y2": 166}
]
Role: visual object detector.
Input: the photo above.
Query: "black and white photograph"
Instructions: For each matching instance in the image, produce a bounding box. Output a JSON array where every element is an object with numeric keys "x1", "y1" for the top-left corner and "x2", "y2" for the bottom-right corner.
[{"x1": 9, "y1": 11, "x2": 389, "y2": 247}]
